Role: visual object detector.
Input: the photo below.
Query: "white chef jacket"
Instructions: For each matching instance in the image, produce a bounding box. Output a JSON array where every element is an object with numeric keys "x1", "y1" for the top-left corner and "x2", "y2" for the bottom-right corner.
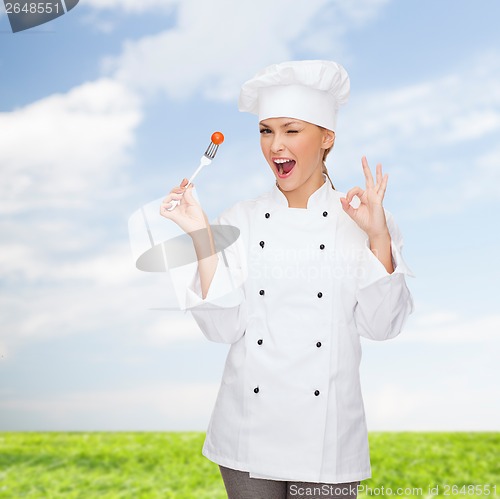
[{"x1": 168, "y1": 175, "x2": 414, "y2": 483}]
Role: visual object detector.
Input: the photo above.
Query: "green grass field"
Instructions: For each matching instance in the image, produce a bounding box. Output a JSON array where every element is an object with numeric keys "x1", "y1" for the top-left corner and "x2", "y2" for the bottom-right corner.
[{"x1": 0, "y1": 432, "x2": 498, "y2": 498}]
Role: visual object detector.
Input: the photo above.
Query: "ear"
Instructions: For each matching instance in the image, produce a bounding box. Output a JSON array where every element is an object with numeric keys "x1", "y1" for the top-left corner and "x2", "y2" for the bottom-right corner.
[{"x1": 322, "y1": 129, "x2": 335, "y2": 149}]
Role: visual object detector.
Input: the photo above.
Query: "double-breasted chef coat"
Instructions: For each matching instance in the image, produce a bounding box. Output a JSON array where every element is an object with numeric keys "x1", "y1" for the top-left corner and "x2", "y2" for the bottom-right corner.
[{"x1": 169, "y1": 175, "x2": 414, "y2": 483}]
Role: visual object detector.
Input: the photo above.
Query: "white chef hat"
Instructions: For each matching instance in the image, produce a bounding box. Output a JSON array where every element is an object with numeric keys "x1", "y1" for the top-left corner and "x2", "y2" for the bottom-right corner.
[{"x1": 238, "y1": 60, "x2": 350, "y2": 131}]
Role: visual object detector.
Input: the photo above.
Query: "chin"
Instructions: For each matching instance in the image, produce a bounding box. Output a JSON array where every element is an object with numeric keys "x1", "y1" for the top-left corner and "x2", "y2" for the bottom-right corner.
[{"x1": 276, "y1": 179, "x2": 296, "y2": 191}]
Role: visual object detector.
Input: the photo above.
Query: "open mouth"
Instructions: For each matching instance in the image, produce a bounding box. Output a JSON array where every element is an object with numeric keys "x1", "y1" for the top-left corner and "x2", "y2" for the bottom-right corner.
[{"x1": 273, "y1": 158, "x2": 296, "y2": 178}]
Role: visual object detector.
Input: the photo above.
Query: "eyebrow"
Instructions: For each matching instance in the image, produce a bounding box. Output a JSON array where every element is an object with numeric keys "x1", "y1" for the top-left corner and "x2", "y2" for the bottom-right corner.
[{"x1": 259, "y1": 120, "x2": 302, "y2": 129}]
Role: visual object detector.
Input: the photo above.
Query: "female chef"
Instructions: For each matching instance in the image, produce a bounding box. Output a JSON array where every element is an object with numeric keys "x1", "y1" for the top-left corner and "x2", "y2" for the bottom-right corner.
[{"x1": 160, "y1": 60, "x2": 414, "y2": 499}]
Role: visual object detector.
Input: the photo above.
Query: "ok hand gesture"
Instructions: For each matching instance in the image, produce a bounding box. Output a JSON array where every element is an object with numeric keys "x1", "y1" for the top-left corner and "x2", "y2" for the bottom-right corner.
[{"x1": 340, "y1": 157, "x2": 390, "y2": 239}]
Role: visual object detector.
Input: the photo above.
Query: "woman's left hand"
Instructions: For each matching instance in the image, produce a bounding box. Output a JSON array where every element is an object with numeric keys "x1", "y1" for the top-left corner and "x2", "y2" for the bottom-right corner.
[{"x1": 340, "y1": 157, "x2": 390, "y2": 239}]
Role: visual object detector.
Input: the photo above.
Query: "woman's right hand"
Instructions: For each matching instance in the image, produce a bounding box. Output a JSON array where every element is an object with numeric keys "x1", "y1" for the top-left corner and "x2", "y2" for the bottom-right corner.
[{"x1": 160, "y1": 178, "x2": 210, "y2": 235}]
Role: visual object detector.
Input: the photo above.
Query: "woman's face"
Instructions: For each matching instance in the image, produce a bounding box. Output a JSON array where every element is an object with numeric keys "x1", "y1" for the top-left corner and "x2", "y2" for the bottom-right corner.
[{"x1": 259, "y1": 117, "x2": 334, "y2": 194}]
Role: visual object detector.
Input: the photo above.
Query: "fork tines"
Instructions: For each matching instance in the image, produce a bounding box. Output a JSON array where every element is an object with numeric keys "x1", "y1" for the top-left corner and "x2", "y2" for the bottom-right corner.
[{"x1": 204, "y1": 142, "x2": 220, "y2": 160}]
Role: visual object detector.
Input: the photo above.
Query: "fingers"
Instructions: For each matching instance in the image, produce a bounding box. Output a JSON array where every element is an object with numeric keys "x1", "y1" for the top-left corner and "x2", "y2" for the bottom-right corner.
[
  {"x1": 345, "y1": 186, "x2": 364, "y2": 204},
  {"x1": 164, "y1": 178, "x2": 189, "y2": 203},
  {"x1": 160, "y1": 197, "x2": 179, "y2": 217},
  {"x1": 379, "y1": 173, "x2": 389, "y2": 198},
  {"x1": 160, "y1": 180, "x2": 193, "y2": 217},
  {"x1": 375, "y1": 163, "x2": 382, "y2": 188},
  {"x1": 342, "y1": 187, "x2": 365, "y2": 221},
  {"x1": 361, "y1": 156, "x2": 374, "y2": 189},
  {"x1": 362, "y1": 158, "x2": 388, "y2": 196},
  {"x1": 182, "y1": 183, "x2": 197, "y2": 204},
  {"x1": 340, "y1": 197, "x2": 356, "y2": 218},
  {"x1": 162, "y1": 179, "x2": 191, "y2": 203},
  {"x1": 160, "y1": 182, "x2": 198, "y2": 215},
  {"x1": 161, "y1": 191, "x2": 183, "y2": 206}
]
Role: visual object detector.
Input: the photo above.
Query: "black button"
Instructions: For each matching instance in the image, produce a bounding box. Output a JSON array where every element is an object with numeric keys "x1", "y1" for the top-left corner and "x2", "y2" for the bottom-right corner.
[
  {"x1": 314, "y1": 390, "x2": 320, "y2": 396},
  {"x1": 265, "y1": 213, "x2": 270, "y2": 218},
  {"x1": 323, "y1": 211, "x2": 328, "y2": 217},
  {"x1": 259, "y1": 241, "x2": 265, "y2": 248},
  {"x1": 254, "y1": 387, "x2": 260, "y2": 394},
  {"x1": 259, "y1": 289, "x2": 265, "y2": 296},
  {"x1": 317, "y1": 292, "x2": 323, "y2": 298},
  {"x1": 257, "y1": 339, "x2": 263, "y2": 345},
  {"x1": 316, "y1": 342, "x2": 322, "y2": 348},
  {"x1": 319, "y1": 244, "x2": 325, "y2": 250}
]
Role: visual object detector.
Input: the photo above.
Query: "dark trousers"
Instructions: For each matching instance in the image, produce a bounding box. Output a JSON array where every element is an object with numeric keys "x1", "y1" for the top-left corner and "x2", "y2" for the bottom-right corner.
[{"x1": 219, "y1": 465, "x2": 360, "y2": 499}]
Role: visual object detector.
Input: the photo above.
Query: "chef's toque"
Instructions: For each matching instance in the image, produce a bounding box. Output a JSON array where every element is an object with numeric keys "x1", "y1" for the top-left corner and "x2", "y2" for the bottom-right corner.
[{"x1": 238, "y1": 60, "x2": 350, "y2": 132}]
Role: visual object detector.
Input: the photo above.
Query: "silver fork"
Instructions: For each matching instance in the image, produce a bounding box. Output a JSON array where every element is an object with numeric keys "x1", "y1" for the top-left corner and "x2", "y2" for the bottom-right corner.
[{"x1": 167, "y1": 140, "x2": 221, "y2": 211}]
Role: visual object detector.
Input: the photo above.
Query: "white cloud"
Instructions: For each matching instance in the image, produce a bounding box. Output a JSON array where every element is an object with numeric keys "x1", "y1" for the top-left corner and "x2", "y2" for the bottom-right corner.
[
  {"x1": 104, "y1": 0, "x2": 391, "y2": 102},
  {"x1": 0, "y1": 246, "x2": 190, "y2": 355},
  {"x1": 342, "y1": 56, "x2": 500, "y2": 156},
  {"x1": 0, "y1": 213, "x2": 156, "y2": 288},
  {"x1": 0, "y1": 382, "x2": 219, "y2": 430},
  {"x1": 56, "y1": 246, "x2": 141, "y2": 286},
  {"x1": 84, "y1": 0, "x2": 177, "y2": 13},
  {"x1": 0, "y1": 78, "x2": 142, "y2": 214},
  {"x1": 80, "y1": 0, "x2": 177, "y2": 33},
  {"x1": 0, "y1": 339, "x2": 8, "y2": 361},
  {"x1": 142, "y1": 315, "x2": 203, "y2": 346},
  {"x1": 85, "y1": 0, "x2": 389, "y2": 24},
  {"x1": 397, "y1": 311, "x2": 500, "y2": 344},
  {"x1": 365, "y1": 381, "x2": 499, "y2": 431},
  {"x1": 327, "y1": 52, "x2": 500, "y2": 217},
  {"x1": 0, "y1": 241, "x2": 135, "y2": 286},
  {"x1": 362, "y1": 320, "x2": 499, "y2": 431},
  {"x1": 467, "y1": 145, "x2": 500, "y2": 200},
  {"x1": 337, "y1": 0, "x2": 390, "y2": 24},
  {"x1": 0, "y1": 69, "x2": 197, "y2": 357}
]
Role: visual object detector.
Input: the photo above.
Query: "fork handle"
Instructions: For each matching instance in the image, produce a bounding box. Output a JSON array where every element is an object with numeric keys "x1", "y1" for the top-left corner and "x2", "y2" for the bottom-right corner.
[{"x1": 167, "y1": 157, "x2": 211, "y2": 211}]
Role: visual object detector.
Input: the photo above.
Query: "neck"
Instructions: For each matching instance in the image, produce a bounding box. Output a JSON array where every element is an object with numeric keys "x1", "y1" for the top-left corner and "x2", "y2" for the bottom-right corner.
[{"x1": 279, "y1": 168, "x2": 325, "y2": 208}]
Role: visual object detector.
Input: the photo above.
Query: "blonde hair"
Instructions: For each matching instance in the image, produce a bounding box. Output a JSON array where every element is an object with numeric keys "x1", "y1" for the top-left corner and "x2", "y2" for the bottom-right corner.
[{"x1": 321, "y1": 128, "x2": 335, "y2": 190}]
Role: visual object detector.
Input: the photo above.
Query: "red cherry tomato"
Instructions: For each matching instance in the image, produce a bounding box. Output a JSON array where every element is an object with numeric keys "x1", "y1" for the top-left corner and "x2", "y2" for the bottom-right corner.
[{"x1": 211, "y1": 131, "x2": 224, "y2": 145}]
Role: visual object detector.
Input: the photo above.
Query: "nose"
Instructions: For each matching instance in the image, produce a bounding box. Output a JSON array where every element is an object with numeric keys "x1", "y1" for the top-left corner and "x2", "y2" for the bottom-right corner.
[{"x1": 270, "y1": 133, "x2": 284, "y2": 153}]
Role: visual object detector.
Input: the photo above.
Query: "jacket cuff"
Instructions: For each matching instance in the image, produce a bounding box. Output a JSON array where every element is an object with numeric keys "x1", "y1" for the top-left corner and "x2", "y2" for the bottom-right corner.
[
  {"x1": 358, "y1": 236, "x2": 415, "y2": 290},
  {"x1": 169, "y1": 252, "x2": 244, "y2": 311}
]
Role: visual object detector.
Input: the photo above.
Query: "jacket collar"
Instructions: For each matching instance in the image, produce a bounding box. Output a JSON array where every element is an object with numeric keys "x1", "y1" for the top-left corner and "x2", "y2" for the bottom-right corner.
[{"x1": 271, "y1": 174, "x2": 334, "y2": 209}]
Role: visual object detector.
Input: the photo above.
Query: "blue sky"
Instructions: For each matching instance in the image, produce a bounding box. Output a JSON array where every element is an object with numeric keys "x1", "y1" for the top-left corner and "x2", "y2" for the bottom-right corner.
[{"x1": 1, "y1": 0, "x2": 499, "y2": 432}]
